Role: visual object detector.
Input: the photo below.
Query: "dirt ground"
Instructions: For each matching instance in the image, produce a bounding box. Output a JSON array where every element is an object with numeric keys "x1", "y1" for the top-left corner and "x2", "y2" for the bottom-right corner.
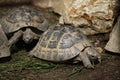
[
  {"x1": 30, "y1": 54, "x2": 120, "y2": 80},
  {"x1": 0, "y1": 5, "x2": 120, "y2": 80}
]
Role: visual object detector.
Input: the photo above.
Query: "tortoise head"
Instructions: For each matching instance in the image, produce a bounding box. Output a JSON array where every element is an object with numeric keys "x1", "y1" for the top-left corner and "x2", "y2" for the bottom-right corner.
[
  {"x1": 23, "y1": 28, "x2": 34, "y2": 44},
  {"x1": 85, "y1": 47, "x2": 101, "y2": 63}
]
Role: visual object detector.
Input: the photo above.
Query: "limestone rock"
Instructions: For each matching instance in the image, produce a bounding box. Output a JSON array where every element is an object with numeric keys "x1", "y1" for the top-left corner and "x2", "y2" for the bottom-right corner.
[
  {"x1": 51, "y1": 0, "x2": 115, "y2": 35},
  {"x1": 35, "y1": 0, "x2": 115, "y2": 35}
]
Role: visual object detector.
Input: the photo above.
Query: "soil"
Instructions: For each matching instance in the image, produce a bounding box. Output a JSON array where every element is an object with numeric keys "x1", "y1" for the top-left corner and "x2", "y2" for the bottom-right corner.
[{"x1": 0, "y1": 5, "x2": 120, "y2": 80}]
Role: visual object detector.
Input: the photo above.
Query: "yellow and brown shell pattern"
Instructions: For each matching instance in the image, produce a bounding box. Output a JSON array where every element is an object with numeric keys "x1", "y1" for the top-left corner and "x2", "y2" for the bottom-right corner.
[
  {"x1": 30, "y1": 24, "x2": 92, "y2": 62},
  {"x1": 0, "y1": 6, "x2": 48, "y2": 34}
]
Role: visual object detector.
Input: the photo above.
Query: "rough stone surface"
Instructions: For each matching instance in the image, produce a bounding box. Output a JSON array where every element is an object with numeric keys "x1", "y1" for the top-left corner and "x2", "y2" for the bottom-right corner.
[{"x1": 33, "y1": 0, "x2": 116, "y2": 35}]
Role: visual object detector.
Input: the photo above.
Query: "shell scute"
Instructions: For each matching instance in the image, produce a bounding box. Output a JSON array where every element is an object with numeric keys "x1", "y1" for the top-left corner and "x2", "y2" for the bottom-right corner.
[
  {"x1": 59, "y1": 34, "x2": 73, "y2": 49},
  {"x1": 52, "y1": 50, "x2": 59, "y2": 61},
  {"x1": 1, "y1": 6, "x2": 48, "y2": 33}
]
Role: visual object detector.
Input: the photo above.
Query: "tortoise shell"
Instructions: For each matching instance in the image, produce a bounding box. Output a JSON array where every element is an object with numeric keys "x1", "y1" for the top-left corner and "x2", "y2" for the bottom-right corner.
[
  {"x1": 30, "y1": 24, "x2": 91, "y2": 61},
  {"x1": 0, "y1": 6, "x2": 48, "y2": 33}
]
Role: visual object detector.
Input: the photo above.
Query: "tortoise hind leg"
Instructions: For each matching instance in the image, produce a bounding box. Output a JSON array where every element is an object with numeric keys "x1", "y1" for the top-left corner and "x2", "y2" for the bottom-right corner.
[
  {"x1": 0, "y1": 25, "x2": 10, "y2": 58},
  {"x1": 77, "y1": 52, "x2": 94, "y2": 68},
  {"x1": 8, "y1": 30, "x2": 23, "y2": 48}
]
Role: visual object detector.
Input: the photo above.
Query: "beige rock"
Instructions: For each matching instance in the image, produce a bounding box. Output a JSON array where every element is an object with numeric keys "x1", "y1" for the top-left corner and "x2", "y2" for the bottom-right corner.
[
  {"x1": 33, "y1": 0, "x2": 114, "y2": 35},
  {"x1": 33, "y1": 0, "x2": 52, "y2": 8}
]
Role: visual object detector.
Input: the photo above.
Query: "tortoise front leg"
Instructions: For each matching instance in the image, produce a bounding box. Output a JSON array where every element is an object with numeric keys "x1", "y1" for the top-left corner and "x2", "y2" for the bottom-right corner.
[
  {"x1": 78, "y1": 52, "x2": 94, "y2": 68},
  {"x1": 0, "y1": 25, "x2": 10, "y2": 58},
  {"x1": 8, "y1": 30, "x2": 23, "y2": 48}
]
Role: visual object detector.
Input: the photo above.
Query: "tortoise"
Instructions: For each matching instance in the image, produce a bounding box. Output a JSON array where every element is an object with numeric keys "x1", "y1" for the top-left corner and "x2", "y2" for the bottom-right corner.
[
  {"x1": 29, "y1": 24, "x2": 101, "y2": 68},
  {"x1": 105, "y1": 16, "x2": 120, "y2": 53},
  {"x1": 0, "y1": 6, "x2": 48, "y2": 47},
  {"x1": 0, "y1": 25, "x2": 10, "y2": 58}
]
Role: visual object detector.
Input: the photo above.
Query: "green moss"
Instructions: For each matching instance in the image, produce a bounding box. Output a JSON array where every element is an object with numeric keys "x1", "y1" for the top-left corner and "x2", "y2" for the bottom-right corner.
[{"x1": 0, "y1": 51, "x2": 57, "y2": 72}]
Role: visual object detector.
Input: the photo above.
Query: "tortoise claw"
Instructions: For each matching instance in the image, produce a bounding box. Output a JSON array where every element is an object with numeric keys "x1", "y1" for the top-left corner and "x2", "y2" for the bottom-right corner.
[
  {"x1": 98, "y1": 57, "x2": 101, "y2": 63},
  {"x1": 85, "y1": 64, "x2": 94, "y2": 69}
]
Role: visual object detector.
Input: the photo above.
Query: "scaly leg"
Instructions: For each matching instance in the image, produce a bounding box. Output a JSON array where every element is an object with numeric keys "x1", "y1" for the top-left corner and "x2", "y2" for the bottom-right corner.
[
  {"x1": 78, "y1": 52, "x2": 94, "y2": 68},
  {"x1": 0, "y1": 25, "x2": 10, "y2": 58},
  {"x1": 8, "y1": 30, "x2": 23, "y2": 48}
]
